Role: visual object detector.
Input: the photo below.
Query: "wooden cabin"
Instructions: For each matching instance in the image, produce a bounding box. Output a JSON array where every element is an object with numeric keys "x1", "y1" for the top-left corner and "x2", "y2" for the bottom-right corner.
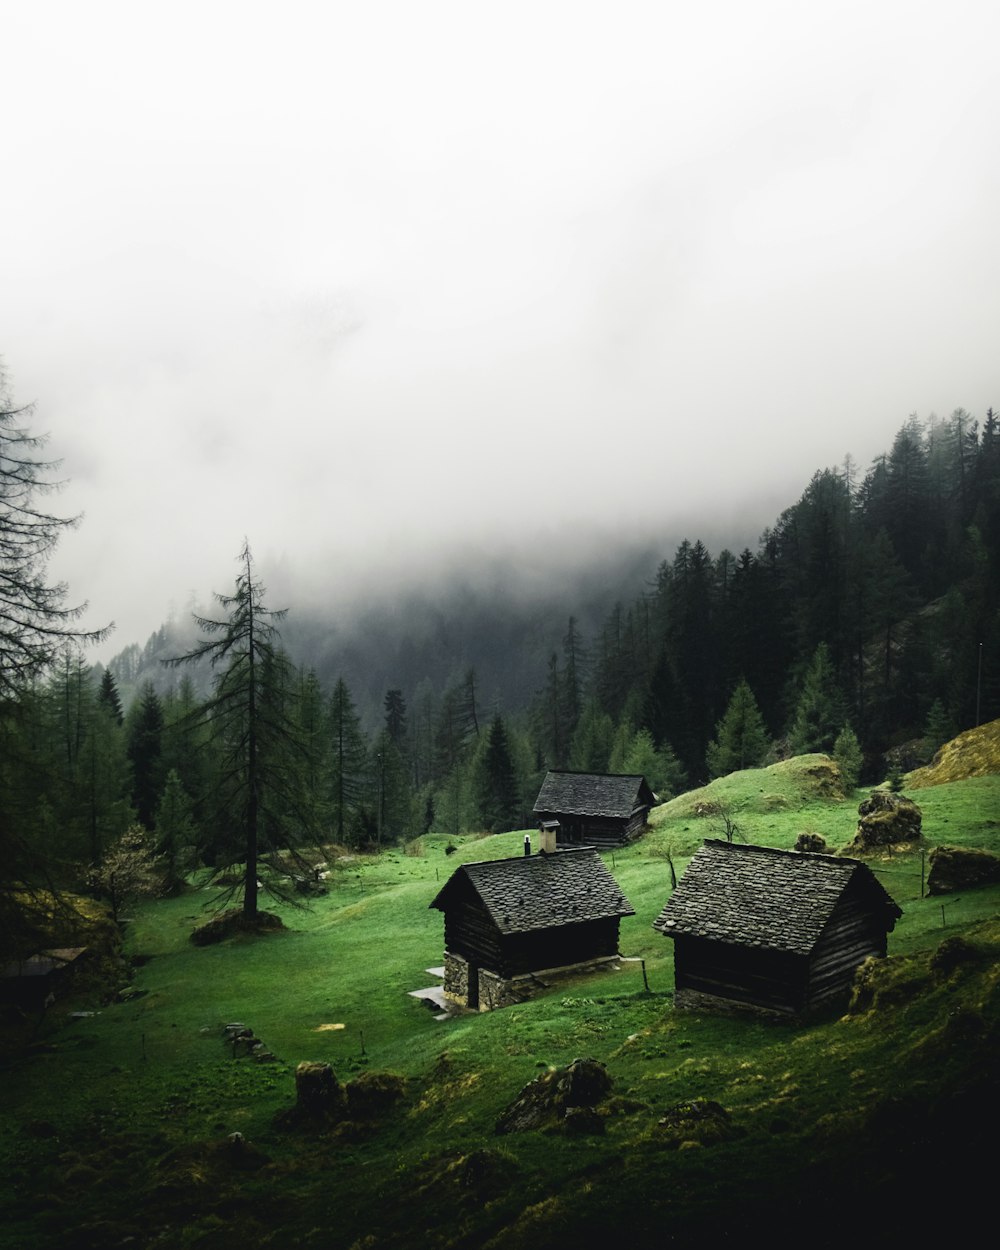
[
  {"x1": 652, "y1": 840, "x2": 902, "y2": 1019},
  {"x1": 0, "y1": 947, "x2": 89, "y2": 1010},
  {"x1": 429, "y1": 843, "x2": 635, "y2": 1011},
  {"x1": 532, "y1": 771, "x2": 656, "y2": 847}
]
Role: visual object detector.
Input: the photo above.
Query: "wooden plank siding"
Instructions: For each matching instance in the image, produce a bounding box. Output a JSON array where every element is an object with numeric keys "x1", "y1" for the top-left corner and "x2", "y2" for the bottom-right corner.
[
  {"x1": 431, "y1": 847, "x2": 634, "y2": 1008},
  {"x1": 654, "y1": 840, "x2": 902, "y2": 1021},
  {"x1": 674, "y1": 936, "x2": 808, "y2": 1015},
  {"x1": 533, "y1": 771, "x2": 656, "y2": 848},
  {"x1": 806, "y1": 891, "x2": 891, "y2": 1011}
]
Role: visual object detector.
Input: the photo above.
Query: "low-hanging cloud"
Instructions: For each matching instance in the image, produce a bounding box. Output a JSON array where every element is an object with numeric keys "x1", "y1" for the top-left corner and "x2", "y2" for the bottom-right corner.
[{"x1": 2, "y1": 1, "x2": 997, "y2": 659}]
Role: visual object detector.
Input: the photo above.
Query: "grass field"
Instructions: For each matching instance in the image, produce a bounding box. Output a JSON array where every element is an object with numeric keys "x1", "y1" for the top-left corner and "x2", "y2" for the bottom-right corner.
[{"x1": 2, "y1": 755, "x2": 999, "y2": 1249}]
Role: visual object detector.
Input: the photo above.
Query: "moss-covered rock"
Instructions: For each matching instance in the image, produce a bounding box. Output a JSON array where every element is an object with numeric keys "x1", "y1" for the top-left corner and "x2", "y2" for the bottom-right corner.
[
  {"x1": 655, "y1": 1098, "x2": 740, "y2": 1149},
  {"x1": 495, "y1": 1058, "x2": 613, "y2": 1134},
  {"x1": 842, "y1": 791, "x2": 922, "y2": 854},
  {"x1": 926, "y1": 845, "x2": 1000, "y2": 895},
  {"x1": 189, "y1": 908, "x2": 285, "y2": 945}
]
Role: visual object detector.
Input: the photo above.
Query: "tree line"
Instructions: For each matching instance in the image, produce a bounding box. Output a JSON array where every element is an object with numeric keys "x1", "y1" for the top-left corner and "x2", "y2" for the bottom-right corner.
[
  {"x1": 536, "y1": 408, "x2": 1000, "y2": 786},
  {"x1": 3, "y1": 354, "x2": 998, "y2": 941}
]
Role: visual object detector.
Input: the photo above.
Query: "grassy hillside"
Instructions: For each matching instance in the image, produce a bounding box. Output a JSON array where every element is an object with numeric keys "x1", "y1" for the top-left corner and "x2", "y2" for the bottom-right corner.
[{"x1": 2, "y1": 749, "x2": 999, "y2": 1249}]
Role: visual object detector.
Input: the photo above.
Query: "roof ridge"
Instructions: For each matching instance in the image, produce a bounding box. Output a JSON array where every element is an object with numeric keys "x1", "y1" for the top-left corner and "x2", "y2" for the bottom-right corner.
[
  {"x1": 702, "y1": 839, "x2": 864, "y2": 868},
  {"x1": 461, "y1": 846, "x2": 601, "y2": 871},
  {"x1": 546, "y1": 769, "x2": 645, "y2": 779}
]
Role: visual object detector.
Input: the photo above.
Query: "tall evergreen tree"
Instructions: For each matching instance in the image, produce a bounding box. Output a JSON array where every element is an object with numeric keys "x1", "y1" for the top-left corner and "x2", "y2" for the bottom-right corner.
[
  {"x1": 706, "y1": 679, "x2": 772, "y2": 778},
  {"x1": 126, "y1": 681, "x2": 165, "y2": 830},
  {"x1": 0, "y1": 368, "x2": 109, "y2": 697},
  {"x1": 370, "y1": 728, "x2": 412, "y2": 845},
  {"x1": 384, "y1": 688, "x2": 407, "y2": 750},
  {"x1": 154, "y1": 768, "x2": 197, "y2": 886},
  {"x1": 832, "y1": 725, "x2": 863, "y2": 792},
  {"x1": 476, "y1": 714, "x2": 521, "y2": 833},
  {"x1": 328, "y1": 677, "x2": 369, "y2": 848},
  {"x1": 97, "y1": 668, "x2": 124, "y2": 725},
  {"x1": 165, "y1": 541, "x2": 309, "y2": 921},
  {"x1": 788, "y1": 642, "x2": 848, "y2": 754}
]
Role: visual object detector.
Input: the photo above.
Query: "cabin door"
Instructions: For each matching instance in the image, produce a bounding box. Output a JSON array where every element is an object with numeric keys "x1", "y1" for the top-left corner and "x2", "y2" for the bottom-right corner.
[{"x1": 466, "y1": 962, "x2": 480, "y2": 1009}]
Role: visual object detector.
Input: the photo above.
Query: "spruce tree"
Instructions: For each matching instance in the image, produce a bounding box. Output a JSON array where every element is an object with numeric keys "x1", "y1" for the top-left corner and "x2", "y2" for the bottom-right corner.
[
  {"x1": 476, "y1": 714, "x2": 521, "y2": 833},
  {"x1": 97, "y1": 668, "x2": 124, "y2": 725},
  {"x1": 706, "y1": 679, "x2": 772, "y2": 778},
  {"x1": 924, "y1": 698, "x2": 957, "y2": 752},
  {"x1": 126, "y1": 681, "x2": 165, "y2": 829},
  {"x1": 832, "y1": 725, "x2": 863, "y2": 792},
  {"x1": 328, "y1": 677, "x2": 369, "y2": 848},
  {"x1": 154, "y1": 768, "x2": 197, "y2": 886},
  {"x1": 788, "y1": 642, "x2": 847, "y2": 754}
]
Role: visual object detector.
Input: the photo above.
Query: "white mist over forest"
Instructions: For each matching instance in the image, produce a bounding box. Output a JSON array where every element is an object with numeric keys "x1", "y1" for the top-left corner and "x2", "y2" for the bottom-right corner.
[{"x1": 2, "y1": 2, "x2": 997, "y2": 659}]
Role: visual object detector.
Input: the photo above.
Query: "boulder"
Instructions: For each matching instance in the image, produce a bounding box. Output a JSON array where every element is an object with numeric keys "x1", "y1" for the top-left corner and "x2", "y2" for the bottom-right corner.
[
  {"x1": 795, "y1": 832, "x2": 828, "y2": 853},
  {"x1": 289, "y1": 1060, "x2": 347, "y2": 1124},
  {"x1": 656, "y1": 1099, "x2": 740, "y2": 1149},
  {"x1": 843, "y1": 791, "x2": 922, "y2": 853},
  {"x1": 345, "y1": 1071, "x2": 407, "y2": 1119},
  {"x1": 495, "y1": 1058, "x2": 612, "y2": 1135},
  {"x1": 926, "y1": 845, "x2": 1000, "y2": 895}
]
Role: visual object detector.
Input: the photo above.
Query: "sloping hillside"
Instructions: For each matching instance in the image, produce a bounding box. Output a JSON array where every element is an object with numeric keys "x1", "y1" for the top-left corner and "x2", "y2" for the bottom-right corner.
[{"x1": 907, "y1": 718, "x2": 1000, "y2": 789}]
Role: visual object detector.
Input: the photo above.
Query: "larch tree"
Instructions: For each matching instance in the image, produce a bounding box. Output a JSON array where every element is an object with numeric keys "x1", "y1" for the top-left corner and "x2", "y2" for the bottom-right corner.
[
  {"x1": 165, "y1": 541, "x2": 308, "y2": 923},
  {"x1": 0, "y1": 368, "x2": 111, "y2": 695},
  {"x1": 0, "y1": 367, "x2": 110, "y2": 956}
]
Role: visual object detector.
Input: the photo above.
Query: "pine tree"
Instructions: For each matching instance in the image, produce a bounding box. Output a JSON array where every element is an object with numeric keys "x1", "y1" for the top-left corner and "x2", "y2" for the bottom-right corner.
[
  {"x1": 370, "y1": 728, "x2": 412, "y2": 846},
  {"x1": 569, "y1": 700, "x2": 614, "y2": 773},
  {"x1": 476, "y1": 714, "x2": 521, "y2": 833},
  {"x1": 97, "y1": 668, "x2": 124, "y2": 725},
  {"x1": 126, "y1": 681, "x2": 165, "y2": 829},
  {"x1": 154, "y1": 768, "x2": 197, "y2": 885},
  {"x1": 832, "y1": 725, "x2": 863, "y2": 792},
  {"x1": 924, "y1": 698, "x2": 957, "y2": 752},
  {"x1": 384, "y1": 689, "x2": 408, "y2": 750},
  {"x1": 328, "y1": 677, "x2": 369, "y2": 848},
  {"x1": 788, "y1": 643, "x2": 848, "y2": 754},
  {"x1": 706, "y1": 679, "x2": 772, "y2": 778}
]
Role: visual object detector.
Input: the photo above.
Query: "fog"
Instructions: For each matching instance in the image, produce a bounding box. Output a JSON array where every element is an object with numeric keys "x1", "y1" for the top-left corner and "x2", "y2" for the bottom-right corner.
[{"x1": 3, "y1": 2, "x2": 998, "y2": 660}]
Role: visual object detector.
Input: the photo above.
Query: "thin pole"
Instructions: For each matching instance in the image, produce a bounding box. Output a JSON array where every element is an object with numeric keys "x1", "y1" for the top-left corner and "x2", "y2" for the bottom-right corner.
[{"x1": 976, "y1": 642, "x2": 983, "y2": 727}]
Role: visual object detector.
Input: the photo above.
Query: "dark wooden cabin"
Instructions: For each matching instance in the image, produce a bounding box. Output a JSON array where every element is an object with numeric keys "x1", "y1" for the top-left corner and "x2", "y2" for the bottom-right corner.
[
  {"x1": 0, "y1": 947, "x2": 89, "y2": 1010},
  {"x1": 429, "y1": 846, "x2": 634, "y2": 1010},
  {"x1": 652, "y1": 840, "x2": 902, "y2": 1019},
  {"x1": 532, "y1": 771, "x2": 656, "y2": 847}
]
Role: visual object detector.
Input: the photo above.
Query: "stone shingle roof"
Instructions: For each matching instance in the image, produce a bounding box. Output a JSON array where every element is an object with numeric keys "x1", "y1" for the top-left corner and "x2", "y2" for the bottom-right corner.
[
  {"x1": 430, "y1": 848, "x2": 635, "y2": 935},
  {"x1": 652, "y1": 840, "x2": 901, "y2": 955},
  {"x1": 532, "y1": 771, "x2": 654, "y2": 819}
]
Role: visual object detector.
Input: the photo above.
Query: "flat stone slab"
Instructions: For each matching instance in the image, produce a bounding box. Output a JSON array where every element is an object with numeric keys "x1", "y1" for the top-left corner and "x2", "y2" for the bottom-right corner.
[
  {"x1": 409, "y1": 985, "x2": 450, "y2": 1010},
  {"x1": 425, "y1": 966, "x2": 445, "y2": 978}
]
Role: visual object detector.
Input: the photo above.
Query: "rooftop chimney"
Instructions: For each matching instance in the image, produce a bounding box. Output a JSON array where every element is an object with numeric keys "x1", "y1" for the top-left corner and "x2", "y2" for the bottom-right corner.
[
  {"x1": 523, "y1": 834, "x2": 531, "y2": 857},
  {"x1": 539, "y1": 821, "x2": 558, "y2": 854}
]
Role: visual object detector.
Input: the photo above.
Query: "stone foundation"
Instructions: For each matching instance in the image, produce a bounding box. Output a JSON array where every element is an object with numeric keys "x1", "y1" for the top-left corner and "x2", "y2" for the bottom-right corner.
[
  {"x1": 673, "y1": 986, "x2": 796, "y2": 1021},
  {"x1": 443, "y1": 952, "x2": 622, "y2": 1012}
]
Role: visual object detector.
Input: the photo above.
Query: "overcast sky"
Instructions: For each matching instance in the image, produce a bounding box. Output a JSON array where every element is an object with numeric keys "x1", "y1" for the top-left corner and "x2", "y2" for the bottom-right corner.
[{"x1": 3, "y1": 1, "x2": 998, "y2": 660}]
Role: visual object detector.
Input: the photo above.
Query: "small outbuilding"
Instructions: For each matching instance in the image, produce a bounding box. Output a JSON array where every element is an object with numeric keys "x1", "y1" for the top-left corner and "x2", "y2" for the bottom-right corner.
[
  {"x1": 653, "y1": 840, "x2": 902, "y2": 1019},
  {"x1": 0, "y1": 947, "x2": 89, "y2": 1010},
  {"x1": 532, "y1": 770, "x2": 656, "y2": 847},
  {"x1": 429, "y1": 838, "x2": 635, "y2": 1011}
]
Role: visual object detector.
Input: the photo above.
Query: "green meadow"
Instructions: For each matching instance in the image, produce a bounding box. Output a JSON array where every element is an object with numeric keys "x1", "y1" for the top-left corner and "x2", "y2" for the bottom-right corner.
[{"x1": 3, "y1": 758, "x2": 999, "y2": 1249}]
